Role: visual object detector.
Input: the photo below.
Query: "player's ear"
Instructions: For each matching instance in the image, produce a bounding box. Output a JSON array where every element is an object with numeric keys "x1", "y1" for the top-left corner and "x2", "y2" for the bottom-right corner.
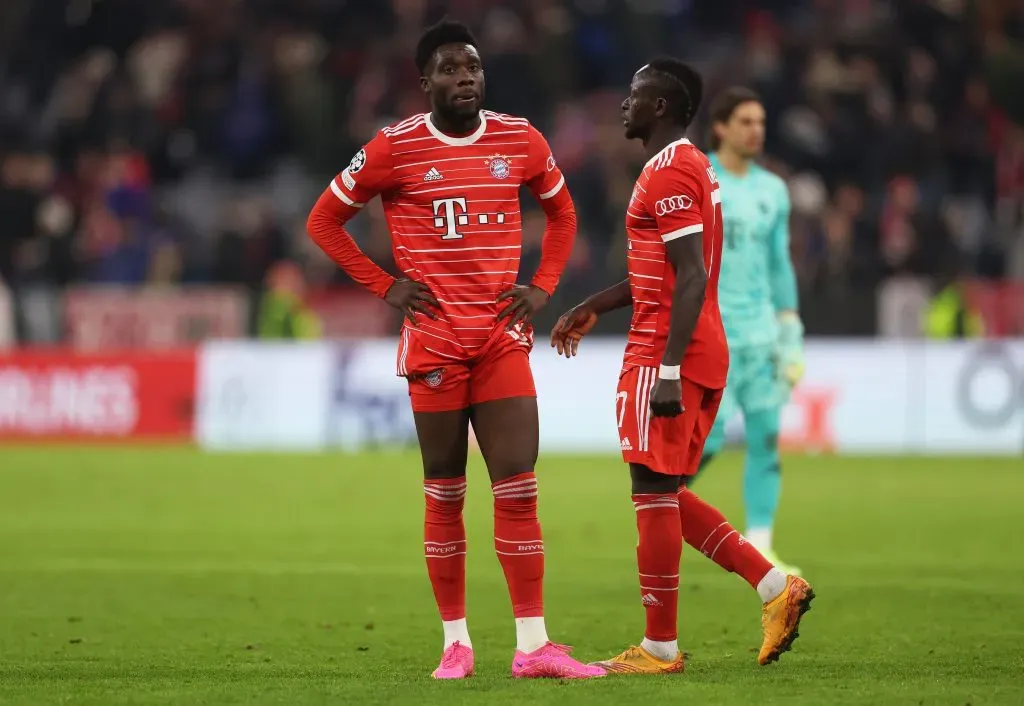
[
  {"x1": 654, "y1": 97, "x2": 669, "y2": 119},
  {"x1": 419, "y1": 76, "x2": 430, "y2": 94}
]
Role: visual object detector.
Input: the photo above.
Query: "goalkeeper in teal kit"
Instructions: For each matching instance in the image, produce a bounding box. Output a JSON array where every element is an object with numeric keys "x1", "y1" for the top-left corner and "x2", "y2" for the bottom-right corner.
[{"x1": 682, "y1": 88, "x2": 805, "y2": 574}]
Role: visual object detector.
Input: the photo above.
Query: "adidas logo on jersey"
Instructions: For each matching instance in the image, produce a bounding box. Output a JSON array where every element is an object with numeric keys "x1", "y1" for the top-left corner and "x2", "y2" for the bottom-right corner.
[
  {"x1": 641, "y1": 593, "x2": 662, "y2": 607},
  {"x1": 423, "y1": 167, "x2": 444, "y2": 182},
  {"x1": 620, "y1": 437, "x2": 633, "y2": 451}
]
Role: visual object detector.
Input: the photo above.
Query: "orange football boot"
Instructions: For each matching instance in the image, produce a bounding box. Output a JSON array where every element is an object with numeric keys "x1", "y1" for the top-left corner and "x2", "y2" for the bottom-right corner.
[
  {"x1": 759, "y1": 575, "x2": 815, "y2": 665},
  {"x1": 592, "y1": 645, "x2": 684, "y2": 675}
]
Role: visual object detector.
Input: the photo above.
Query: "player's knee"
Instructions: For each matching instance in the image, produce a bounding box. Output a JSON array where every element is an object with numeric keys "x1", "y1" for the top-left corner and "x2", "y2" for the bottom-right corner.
[
  {"x1": 486, "y1": 458, "x2": 536, "y2": 485},
  {"x1": 630, "y1": 464, "x2": 678, "y2": 495},
  {"x1": 422, "y1": 459, "x2": 467, "y2": 481},
  {"x1": 746, "y1": 410, "x2": 781, "y2": 457}
]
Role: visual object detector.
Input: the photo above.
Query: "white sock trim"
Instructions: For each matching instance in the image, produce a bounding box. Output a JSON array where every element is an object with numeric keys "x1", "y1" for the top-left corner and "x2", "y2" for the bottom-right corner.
[
  {"x1": 515, "y1": 616, "x2": 549, "y2": 653},
  {"x1": 756, "y1": 567, "x2": 787, "y2": 603},
  {"x1": 442, "y1": 618, "x2": 472, "y2": 649},
  {"x1": 641, "y1": 637, "x2": 679, "y2": 661}
]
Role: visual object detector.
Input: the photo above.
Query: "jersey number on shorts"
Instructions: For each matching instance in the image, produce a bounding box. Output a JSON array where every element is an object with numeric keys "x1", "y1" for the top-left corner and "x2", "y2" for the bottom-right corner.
[
  {"x1": 432, "y1": 197, "x2": 507, "y2": 241},
  {"x1": 615, "y1": 390, "x2": 628, "y2": 429}
]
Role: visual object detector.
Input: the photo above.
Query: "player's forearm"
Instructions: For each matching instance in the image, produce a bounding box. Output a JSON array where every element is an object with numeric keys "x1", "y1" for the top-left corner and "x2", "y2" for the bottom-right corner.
[
  {"x1": 306, "y1": 191, "x2": 395, "y2": 298},
  {"x1": 661, "y1": 236, "x2": 706, "y2": 366},
  {"x1": 583, "y1": 280, "x2": 632, "y2": 315},
  {"x1": 661, "y1": 271, "x2": 705, "y2": 366},
  {"x1": 530, "y1": 192, "x2": 577, "y2": 295},
  {"x1": 770, "y1": 257, "x2": 799, "y2": 313},
  {"x1": 769, "y1": 209, "x2": 798, "y2": 312}
]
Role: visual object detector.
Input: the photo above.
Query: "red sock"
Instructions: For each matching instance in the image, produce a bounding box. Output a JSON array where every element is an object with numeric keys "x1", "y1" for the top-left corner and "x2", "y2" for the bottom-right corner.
[
  {"x1": 676, "y1": 487, "x2": 773, "y2": 589},
  {"x1": 424, "y1": 477, "x2": 467, "y2": 621},
  {"x1": 492, "y1": 472, "x2": 544, "y2": 618},
  {"x1": 633, "y1": 493, "x2": 682, "y2": 642}
]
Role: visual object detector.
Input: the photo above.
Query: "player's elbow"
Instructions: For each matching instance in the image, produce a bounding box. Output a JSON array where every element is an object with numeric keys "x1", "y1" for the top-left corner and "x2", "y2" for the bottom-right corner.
[
  {"x1": 546, "y1": 197, "x2": 577, "y2": 230},
  {"x1": 306, "y1": 208, "x2": 325, "y2": 244}
]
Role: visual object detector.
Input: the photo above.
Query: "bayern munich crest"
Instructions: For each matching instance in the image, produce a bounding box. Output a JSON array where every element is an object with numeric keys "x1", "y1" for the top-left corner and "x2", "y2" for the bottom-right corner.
[
  {"x1": 485, "y1": 155, "x2": 512, "y2": 179},
  {"x1": 424, "y1": 368, "x2": 444, "y2": 388}
]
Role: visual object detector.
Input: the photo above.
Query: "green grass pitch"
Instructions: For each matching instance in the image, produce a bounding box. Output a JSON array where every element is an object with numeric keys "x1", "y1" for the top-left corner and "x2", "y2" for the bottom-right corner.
[{"x1": 1, "y1": 448, "x2": 1022, "y2": 705}]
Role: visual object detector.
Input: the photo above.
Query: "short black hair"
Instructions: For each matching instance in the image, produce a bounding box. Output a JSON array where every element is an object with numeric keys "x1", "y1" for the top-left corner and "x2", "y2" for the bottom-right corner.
[
  {"x1": 415, "y1": 20, "x2": 478, "y2": 75},
  {"x1": 644, "y1": 57, "x2": 703, "y2": 128},
  {"x1": 708, "y1": 86, "x2": 762, "y2": 149}
]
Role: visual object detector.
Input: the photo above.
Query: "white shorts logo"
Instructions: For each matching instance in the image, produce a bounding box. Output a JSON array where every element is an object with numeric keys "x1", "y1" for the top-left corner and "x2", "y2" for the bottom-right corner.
[{"x1": 655, "y1": 194, "x2": 693, "y2": 216}]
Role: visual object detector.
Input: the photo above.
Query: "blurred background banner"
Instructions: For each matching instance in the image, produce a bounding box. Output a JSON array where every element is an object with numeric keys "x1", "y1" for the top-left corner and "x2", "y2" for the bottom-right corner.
[
  {"x1": 65, "y1": 286, "x2": 247, "y2": 349},
  {"x1": 14, "y1": 338, "x2": 998, "y2": 455},
  {"x1": 0, "y1": 348, "x2": 195, "y2": 440},
  {"x1": 0, "y1": 0, "x2": 1022, "y2": 450}
]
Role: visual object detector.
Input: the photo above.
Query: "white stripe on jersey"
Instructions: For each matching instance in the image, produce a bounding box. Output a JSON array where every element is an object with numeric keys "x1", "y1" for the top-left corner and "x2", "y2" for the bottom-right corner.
[
  {"x1": 662, "y1": 224, "x2": 703, "y2": 241},
  {"x1": 396, "y1": 154, "x2": 528, "y2": 170},
  {"x1": 636, "y1": 367, "x2": 656, "y2": 451},
  {"x1": 383, "y1": 113, "x2": 427, "y2": 135},
  {"x1": 406, "y1": 183, "x2": 520, "y2": 195},
  {"x1": 330, "y1": 180, "x2": 363, "y2": 208},
  {"x1": 538, "y1": 175, "x2": 565, "y2": 200},
  {"x1": 646, "y1": 137, "x2": 692, "y2": 170},
  {"x1": 422, "y1": 270, "x2": 518, "y2": 278},
  {"x1": 391, "y1": 141, "x2": 529, "y2": 157},
  {"x1": 383, "y1": 115, "x2": 427, "y2": 138},
  {"x1": 396, "y1": 244, "x2": 520, "y2": 254}
]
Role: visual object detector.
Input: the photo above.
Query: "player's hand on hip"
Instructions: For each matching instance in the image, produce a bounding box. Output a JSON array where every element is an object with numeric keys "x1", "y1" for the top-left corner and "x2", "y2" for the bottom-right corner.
[
  {"x1": 497, "y1": 284, "x2": 548, "y2": 330},
  {"x1": 385, "y1": 278, "x2": 439, "y2": 325},
  {"x1": 550, "y1": 304, "x2": 598, "y2": 358},
  {"x1": 650, "y1": 377, "x2": 684, "y2": 418}
]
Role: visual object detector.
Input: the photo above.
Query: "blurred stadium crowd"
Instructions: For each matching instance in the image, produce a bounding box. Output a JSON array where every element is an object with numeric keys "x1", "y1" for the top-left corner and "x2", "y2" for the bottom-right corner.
[{"x1": 1, "y1": 0, "x2": 1023, "y2": 339}]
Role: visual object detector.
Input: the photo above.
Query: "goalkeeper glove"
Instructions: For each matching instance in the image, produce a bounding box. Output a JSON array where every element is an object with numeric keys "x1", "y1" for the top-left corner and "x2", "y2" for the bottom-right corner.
[{"x1": 775, "y1": 311, "x2": 805, "y2": 389}]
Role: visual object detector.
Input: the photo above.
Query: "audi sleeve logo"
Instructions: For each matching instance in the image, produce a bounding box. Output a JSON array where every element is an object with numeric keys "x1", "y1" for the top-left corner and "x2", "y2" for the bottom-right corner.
[{"x1": 655, "y1": 194, "x2": 693, "y2": 216}]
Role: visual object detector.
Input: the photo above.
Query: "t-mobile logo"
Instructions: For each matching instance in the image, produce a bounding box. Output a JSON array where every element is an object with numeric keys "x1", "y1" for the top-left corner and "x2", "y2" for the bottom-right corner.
[
  {"x1": 432, "y1": 197, "x2": 469, "y2": 240},
  {"x1": 432, "y1": 197, "x2": 506, "y2": 240}
]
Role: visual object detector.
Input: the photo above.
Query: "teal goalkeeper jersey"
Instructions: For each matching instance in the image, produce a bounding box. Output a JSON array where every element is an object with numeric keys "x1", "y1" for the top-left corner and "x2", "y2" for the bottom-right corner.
[{"x1": 708, "y1": 153, "x2": 798, "y2": 349}]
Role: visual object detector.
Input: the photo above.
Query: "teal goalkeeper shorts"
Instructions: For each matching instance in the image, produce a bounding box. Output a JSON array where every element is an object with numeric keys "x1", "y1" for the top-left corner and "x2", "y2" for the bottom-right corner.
[{"x1": 715, "y1": 344, "x2": 787, "y2": 426}]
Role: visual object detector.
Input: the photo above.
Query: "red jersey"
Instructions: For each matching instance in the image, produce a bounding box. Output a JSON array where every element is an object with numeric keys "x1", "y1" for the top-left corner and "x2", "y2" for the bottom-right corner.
[
  {"x1": 622, "y1": 137, "x2": 728, "y2": 389},
  {"x1": 326, "y1": 111, "x2": 571, "y2": 362}
]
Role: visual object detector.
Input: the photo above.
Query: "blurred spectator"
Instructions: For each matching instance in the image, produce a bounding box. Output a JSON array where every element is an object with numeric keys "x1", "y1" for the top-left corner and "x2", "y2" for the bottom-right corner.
[
  {"x1": 257, "y1": 260, "x2": 322, "y2": 340},
  {"x1": 0, "y1": 0, "x2": 1020, "y2": 338}
]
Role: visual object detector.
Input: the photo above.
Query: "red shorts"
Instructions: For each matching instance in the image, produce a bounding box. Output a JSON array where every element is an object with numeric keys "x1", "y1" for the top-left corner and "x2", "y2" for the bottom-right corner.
[
  {"x1": 616, "y1": 366, "x2": 723, "y2": 476},
  {"x1": 401, "y1": 324, "x2": 536, "y2": 413}
]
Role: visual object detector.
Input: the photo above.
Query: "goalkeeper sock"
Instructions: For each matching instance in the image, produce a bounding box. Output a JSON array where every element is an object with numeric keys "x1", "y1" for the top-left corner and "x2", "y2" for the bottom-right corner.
[
  {"x1": 492, "y1": 473, "x2": 548, "y2": 652},
  {"x1": 743, "y1": 407, "x2": 782, "y2": 543},
  {"x1": 676, "y1": 487, "x2": 780, "y2": 599},
  {"x1": 634, "y1": 493, "x2": 682, "y2": 646},
  {"x1": 424, "y1": 477, "x2": 470, "y2": 648}
]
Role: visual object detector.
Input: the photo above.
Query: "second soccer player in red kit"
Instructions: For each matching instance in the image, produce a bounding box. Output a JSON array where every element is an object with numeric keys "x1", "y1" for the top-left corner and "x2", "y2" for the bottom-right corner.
[
  {"x1": 551, "y1": 58, "x2": 814, "y2": 674},
  {"x1": 306, "y1": 21, "x2": 604, "y2": 680}
]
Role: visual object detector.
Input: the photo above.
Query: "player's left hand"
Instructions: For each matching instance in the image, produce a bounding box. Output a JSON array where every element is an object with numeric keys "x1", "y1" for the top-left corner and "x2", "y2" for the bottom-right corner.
[
  {"x1": 550, "y1": 303, "x2": 598, "y2": 358},
  {"x1": 775, "y1": 312, "x2": 805, "y2": 390},
  {"x1": 650, "y1": 377, "x2": 684, "y2": 418},
  {"x1": 497, "y1": 285, "x2": 549, "y2": 330}
]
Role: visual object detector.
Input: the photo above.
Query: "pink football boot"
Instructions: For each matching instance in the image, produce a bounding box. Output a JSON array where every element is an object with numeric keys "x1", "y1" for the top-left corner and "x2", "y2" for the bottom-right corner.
[
  {"x1": 431, "y1": 641, "x2": 474, "y2": 679},
  {"x1": 511, "y1": 642, "x2": 607, "y2": 679}
]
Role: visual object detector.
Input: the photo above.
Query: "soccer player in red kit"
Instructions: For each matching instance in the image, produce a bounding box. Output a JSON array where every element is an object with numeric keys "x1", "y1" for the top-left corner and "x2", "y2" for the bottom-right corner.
[
  {"x1": 551, "y1": 58, "x2": 814, "y2": 673},
  {"x1": 306, "y1": 21, "x2": 604, "y2": 680}
]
